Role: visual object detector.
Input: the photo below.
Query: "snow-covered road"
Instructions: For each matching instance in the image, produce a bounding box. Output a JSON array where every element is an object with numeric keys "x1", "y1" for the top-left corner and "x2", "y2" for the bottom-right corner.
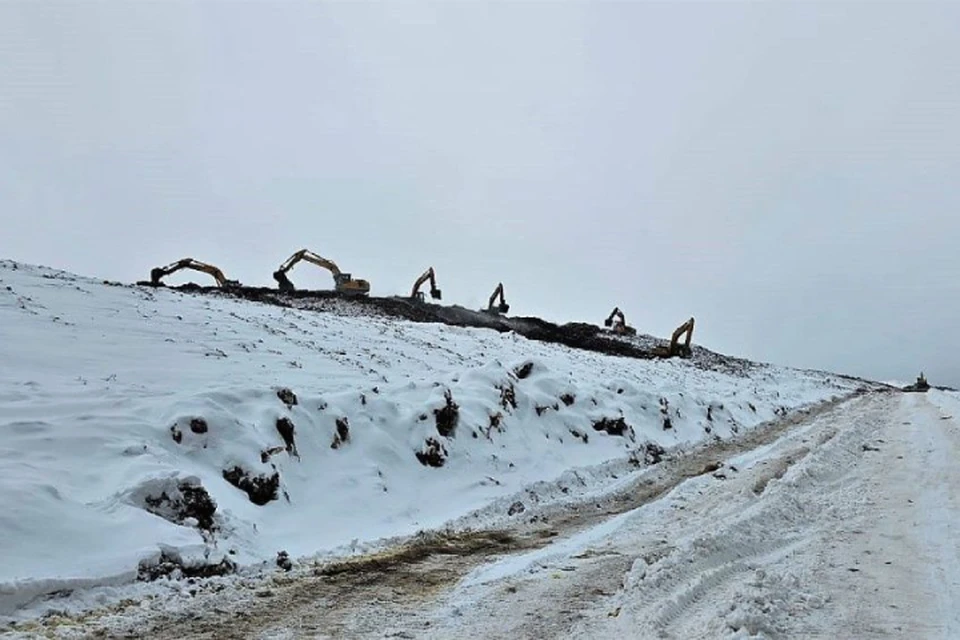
[
  {"x1": 36, "y1": 388, "x2": 960, "y2": 639},
  {"x1": 427, "y1": 389, "x2": 960, "y2": 639}
]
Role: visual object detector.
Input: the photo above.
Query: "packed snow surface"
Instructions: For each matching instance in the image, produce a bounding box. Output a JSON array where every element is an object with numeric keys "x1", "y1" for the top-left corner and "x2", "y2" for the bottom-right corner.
[{"x1": 0, "y1": 259, "x2": 860, "y2": 615}]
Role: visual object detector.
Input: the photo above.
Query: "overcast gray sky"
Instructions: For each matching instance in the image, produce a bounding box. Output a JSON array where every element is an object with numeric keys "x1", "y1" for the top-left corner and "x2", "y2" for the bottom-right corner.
[{"x1": 2, "y1": 2, "x2": 958, "y2": 386}]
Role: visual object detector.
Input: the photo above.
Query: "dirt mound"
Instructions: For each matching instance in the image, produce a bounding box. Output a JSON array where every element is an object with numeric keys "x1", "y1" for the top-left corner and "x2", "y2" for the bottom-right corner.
[
  {"x1": 222, "y1": 467, "x2": 280, "y2": 505},
  {"x1": 138, "y1": 550, "x2": 236, "y2": 582},
  {"x1": 142, "y1": 480, "x2": 218, "y2": 532}
]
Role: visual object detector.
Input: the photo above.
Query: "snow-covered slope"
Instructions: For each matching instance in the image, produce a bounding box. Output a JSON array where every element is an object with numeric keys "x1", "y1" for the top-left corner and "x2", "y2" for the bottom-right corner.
[{"x1": 0, "y1": 259, "x2": 863, "y2": 614}]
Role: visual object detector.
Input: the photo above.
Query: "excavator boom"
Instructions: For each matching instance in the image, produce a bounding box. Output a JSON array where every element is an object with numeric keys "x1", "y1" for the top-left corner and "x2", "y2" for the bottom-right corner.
[
  {"x1": 410, "y1": 267, "x2": 442, "y2": 302},
  {"x1": 669, "y1": 317, "x2": 695, "y2": 357},
  {"x1": 272, "y1": 248, "x2": 370, "y2": 296},
  {"x1": 149, "y1": 258, "x2": 240, "y2": 289}
]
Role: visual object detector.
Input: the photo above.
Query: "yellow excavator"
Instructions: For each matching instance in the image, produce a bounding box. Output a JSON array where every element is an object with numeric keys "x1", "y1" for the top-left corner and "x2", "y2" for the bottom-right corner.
[
  {"x1": 603, "y1": 307, "x2": 637, "y2": 336},
  {"x1": 410, "y1": 267, "x2": 442, "y2": 302},
  {"x1": 654, "y1": 317, "x2": 695, "y2": 358},
  {"x1": 150, "y1": 258, "x2": 240, "y2": 289},
  {"x1": 272, "y1": 249, "x2": 370, "y2": 296},
  {"x1": 486, "y1": 283, "x2": 510, "y2": 314}
]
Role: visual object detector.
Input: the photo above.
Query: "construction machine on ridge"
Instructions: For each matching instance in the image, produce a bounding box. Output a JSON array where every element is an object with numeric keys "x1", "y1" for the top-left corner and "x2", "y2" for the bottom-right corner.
[
  {"x1": 272, "y1": 249, "x2": 370, "y2": 296},
  {"x1": 410, "y1": 267, "x2": 442, "y2": 302},
  {"x1": 603, "y1": 307, "x2": 637, "y2": 336},
  {"x1": 485, "y1": 283, "x2": 510, "y2": 315},
  {"x1": 149, "y1": 258, "x2": 240, "y2": 289},
  {"x1": 654, "y1": 317, "x2": 695, "y2": 358}
]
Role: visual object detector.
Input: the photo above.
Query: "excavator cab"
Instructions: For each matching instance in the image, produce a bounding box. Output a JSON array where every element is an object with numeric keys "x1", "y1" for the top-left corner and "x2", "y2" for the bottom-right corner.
[
  {"x1": 149, "y1": 258, "x2": 241, "y2": 289},
  {"x1": 486, "y1": 283, "x2": 510, "y2": 314},
  {"x1": 604, "y1": 307, "x2": 637, "y2": 336},
  {"x1": 410, "y1": 267, "x2": 442, "y2": 303},
  {"x1": 272, "y1": 249, "x2": 370, "y2": 296}
]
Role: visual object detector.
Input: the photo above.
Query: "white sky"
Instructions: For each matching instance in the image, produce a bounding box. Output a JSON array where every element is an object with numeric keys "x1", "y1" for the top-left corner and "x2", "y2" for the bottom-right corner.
[{"x1": 2, "y1": 2, "x2": 958, "y2": 386}]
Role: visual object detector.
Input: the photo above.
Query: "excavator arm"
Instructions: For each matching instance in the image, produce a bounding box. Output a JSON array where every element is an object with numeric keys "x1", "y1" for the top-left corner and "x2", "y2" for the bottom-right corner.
[
  {"x1": 486, "y1": 283, "x2": 510, "y2": 314},
  {"x1": 669, "y1": 317, "x2": 695, "y2": 357},
  {"x1": 272, "y1": 248, "x2": 370, "y2": 296},
  {"x1": 150, "y1": 258, "x2": 240, "y2": 289},
  {"x1": 410, "y1": 267, "x2": 442, "y2": 302}
]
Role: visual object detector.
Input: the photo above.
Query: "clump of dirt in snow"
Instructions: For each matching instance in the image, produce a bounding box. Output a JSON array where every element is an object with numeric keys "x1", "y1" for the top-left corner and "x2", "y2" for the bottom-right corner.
[
  {"x1": 592, "y1": 417, "x2": 632, "y2": 437},
  {"x1": 142, "y1": 480, "x2": 218, "y2": 534},
  {"x1": 660, "y1": 398, "x2": 673, "y2": 430},
  {"x1": 507, "y1": 501, "x2": 526, "y2": 516},
  {"x1": 434, "y1": 390, "x2": 459, "y2": 438},
  {"x1": 331, "y1": 417, "x2": 350, "y2": 449},
  {"x1": 276, "y1": 551, "x2": 293, "y2": 572},
  {"x1": 416, "y1": 437, "x2": 448, "y2": 467},
  {"x1": 170, "y1": 425, "x2": 183, "y2": 444},
  {"x1": 222, "y1": 467, "x2": 280, "y2": 505},
  {"x1": 560, "y1": 393, "x2": 576, "y2": 406},
  {"x1": 514, "y1": 362, "x2": 535, "y2": 380},
  {"x1": 189, "y1": 418, "x2": 208, "y2": 434},
  {"x1": 137, "y1": 550, "x2": 236, "y2": 582},
  {"x1": 498, "y1": 383, "x2": 517, "y2": 410},
  {"x1": 635, "y1": 442, "x2": 667, "y2": 465},
  {"x1": 276, "y1": 388, "x2": 298, "y2": 408},
  {"x1": 275, "y1": 417, "x2": 298, "y2": 457}
]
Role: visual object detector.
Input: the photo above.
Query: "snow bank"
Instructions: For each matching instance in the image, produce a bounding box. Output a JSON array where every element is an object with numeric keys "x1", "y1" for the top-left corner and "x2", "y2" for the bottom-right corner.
[{"x1": 0, "y1": 259, "x2": 862, "y2": 614}]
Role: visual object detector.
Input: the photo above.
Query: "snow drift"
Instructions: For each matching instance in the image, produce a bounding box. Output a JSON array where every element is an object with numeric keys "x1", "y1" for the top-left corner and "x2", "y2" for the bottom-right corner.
[{"x1": 0, "y1": 259, "x2": 864, "y2": 614}]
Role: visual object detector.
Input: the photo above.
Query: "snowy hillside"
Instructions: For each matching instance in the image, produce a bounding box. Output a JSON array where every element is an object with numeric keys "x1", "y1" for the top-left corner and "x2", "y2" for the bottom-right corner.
[{"x1": 0, "y1": 259, "x2": 865, "y2": 615}]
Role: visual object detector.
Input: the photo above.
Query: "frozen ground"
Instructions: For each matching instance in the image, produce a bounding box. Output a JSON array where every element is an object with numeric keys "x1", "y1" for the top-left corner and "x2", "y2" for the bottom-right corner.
[{"x1": 0, "y1": 259, "x2": 869, "y2": 633}]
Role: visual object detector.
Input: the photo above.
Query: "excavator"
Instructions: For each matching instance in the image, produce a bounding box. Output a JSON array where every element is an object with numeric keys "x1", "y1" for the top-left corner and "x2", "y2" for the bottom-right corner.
[
  {"x1": 272, "y1": 249, "x2": 370, "y2": 296},
  {"x1": 603, "y1": 307, "x2": 637, "y2": 336},
  {"x1": 410, "y1": 267, "x2": 442, "y2": 302},
  {"x1": 654, "y1": 317, "x2": 695, "y2": 358},
  {"x1": 149, "y1": 258, "x2": 240, "y2": 289},
  {"x1": 485, "y1": 283, "x2": 510, "y2": 315}
]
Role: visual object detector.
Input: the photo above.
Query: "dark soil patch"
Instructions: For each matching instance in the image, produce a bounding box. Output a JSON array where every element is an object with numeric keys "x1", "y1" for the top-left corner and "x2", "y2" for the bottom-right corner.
[
  {"x1": 331, "y1": 417, "x2": 350, "y2": 449},
  {"x1": 514, "y1": 362, "x2": 534, "y2": 380},
  {"x1": 416, "y1": 437, "x2": 448, "y2": 468},
  {"x1": 508, "y1": 501, "x2": 526, "y2": 516},
  {"x1": 275, "y1": 417, "x2": 298, "y2": 457},
  {"x1": 276, "y1": 388, "x2": 298, "y2": 408},
  {"x1": 170, "y1": 425, "x2": 183, "y2": 444},
  {"x1": 189, "y1": 418, "x2": 208, "y2": 434},
  {"x1": 497, "y1": 383, "x2": 517, "y2": 411},
  {"x1": 222, "y1": 467, "x2": 280, "y2": 505},
  {"x1": 276, "y1": 551, "x2": 293, "y2": 572},
  {"x1": 138, "y1": 551, "x2": 236, "y2": 582},
  {"x1": 316, "y1": 530, "x2": 517, "y2": 578},
  {"x1": 434, "y1": 390, "x2": 459, "y2": 438},
  {"x1": 592, "y1": 417, "x2": 631, "y2": 437},
  {"x1": 143, "y1": 481, "x2": 218, "y2": 532},
  {"x1": 560, "y1": 393, "x2": 576, "y2": 406}
]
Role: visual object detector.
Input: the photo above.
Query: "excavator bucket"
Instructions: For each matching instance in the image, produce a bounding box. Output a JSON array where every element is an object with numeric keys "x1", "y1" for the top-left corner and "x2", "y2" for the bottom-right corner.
[
  {"x1": 431, "y1": 287, "x2": 442, "y2": 300},
  {"x1": 273, "y1": 270, "x2": 295, "y2": 292}
]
